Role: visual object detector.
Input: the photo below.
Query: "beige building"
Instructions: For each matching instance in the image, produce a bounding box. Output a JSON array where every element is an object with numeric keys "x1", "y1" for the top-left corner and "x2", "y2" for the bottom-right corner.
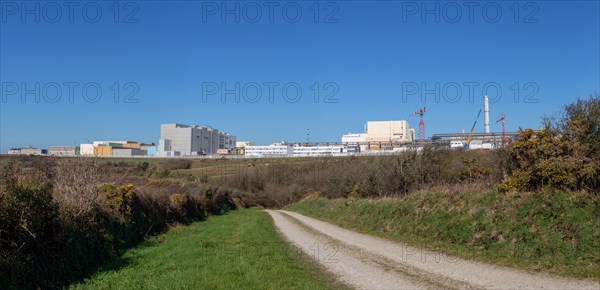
[
  {"x1": 365, "y1": 120, "x2": 410, "y2": 142},
  {"x1": 235, "y1": 141, "x2": 256, "y2": 155},
  {"x1": 341, "y1": 120, "x2": 412, "y2": 151}
]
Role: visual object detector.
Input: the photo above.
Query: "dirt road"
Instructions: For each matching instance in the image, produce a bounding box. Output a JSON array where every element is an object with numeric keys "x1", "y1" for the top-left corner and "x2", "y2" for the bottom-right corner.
[{"x1": 266, "y1": 210, "x2": 599, "y2": 290}]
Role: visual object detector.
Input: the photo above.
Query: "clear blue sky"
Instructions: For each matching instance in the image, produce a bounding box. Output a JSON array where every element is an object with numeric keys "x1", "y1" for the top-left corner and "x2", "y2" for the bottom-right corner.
[{"x1": 1, "y1": 1, "x2": 598, "y2": 151}]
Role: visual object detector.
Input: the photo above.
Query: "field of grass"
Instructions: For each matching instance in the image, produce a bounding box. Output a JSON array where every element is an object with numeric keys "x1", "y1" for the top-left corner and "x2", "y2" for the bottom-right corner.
[
  {"x1": 287, "y1": 191, "x2": 600, "y2": 279},
  {"x1": 73, "y1": 207, "x2": 346, "y2": 289}
]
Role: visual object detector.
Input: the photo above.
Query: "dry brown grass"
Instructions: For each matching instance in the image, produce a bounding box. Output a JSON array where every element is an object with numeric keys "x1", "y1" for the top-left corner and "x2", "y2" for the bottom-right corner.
[{"x1": 53, "y1": 158, "x2": 100, "y2": 221}]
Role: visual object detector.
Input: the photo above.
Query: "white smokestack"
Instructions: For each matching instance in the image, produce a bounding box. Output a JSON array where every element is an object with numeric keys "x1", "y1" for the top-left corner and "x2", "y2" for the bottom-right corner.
[{"x1": 484, "y1": 95, "x2": 490, "y2": 133}]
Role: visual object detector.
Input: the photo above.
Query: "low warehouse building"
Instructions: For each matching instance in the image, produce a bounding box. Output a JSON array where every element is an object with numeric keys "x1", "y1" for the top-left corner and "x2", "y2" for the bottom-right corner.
[
  {"x1": 245, "y1": 145, "x2": 293, "y2": 158},
  {"x1": 112, "y1": 148, "x2": 148, "y2": 157},
  {"x1": 293, "y1": 146, "x2": 347, "y2": 157},
  {"x1": 20, "y1": 147, "x2": 47, "y2": 155},
  {"x1": 49, "y1": 146, "x2": 79, "y2": 156}
]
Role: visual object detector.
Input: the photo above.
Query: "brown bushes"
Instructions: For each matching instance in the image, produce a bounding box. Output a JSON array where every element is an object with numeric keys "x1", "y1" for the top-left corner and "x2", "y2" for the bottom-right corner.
[
  {"x1": 194, "y1": 149, "x2": 502, "y2": 206},
  {"x1": 160, "y1": 159, "x2": 192, "y2": 171},
  {"x1": 54, "y1": 159, "x2": 100, "y2": 222},
  {"x1": 0, "y1": 158, "x2": 244, "y2": 289}
]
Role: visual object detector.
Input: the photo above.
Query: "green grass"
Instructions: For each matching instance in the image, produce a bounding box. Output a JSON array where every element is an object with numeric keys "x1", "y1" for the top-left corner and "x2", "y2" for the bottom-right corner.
[
  {"x1": 286, "y1": 191, "x2": 600, "y2": 279},
  {"x1": 72, "y1": 207, "x2": 346, "y2": 289}
]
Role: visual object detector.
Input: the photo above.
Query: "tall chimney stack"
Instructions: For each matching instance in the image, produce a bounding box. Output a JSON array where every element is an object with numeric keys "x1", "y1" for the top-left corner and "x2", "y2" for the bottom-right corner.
[{"x1": 484, "y1": 95, "x2": 490, "y2": 133}]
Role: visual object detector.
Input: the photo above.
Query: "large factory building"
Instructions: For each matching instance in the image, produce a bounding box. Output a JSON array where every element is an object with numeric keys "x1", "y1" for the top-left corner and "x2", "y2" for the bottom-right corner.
[
  {"x1": 365, "y1": 120, "x2": 411, "y2": 143},
  {"x1": 341, "y1": 120, "x2": 412, "y2": 151},
  {"x1": 158, "y1": 123, "x2": 236, "y2": 156}
]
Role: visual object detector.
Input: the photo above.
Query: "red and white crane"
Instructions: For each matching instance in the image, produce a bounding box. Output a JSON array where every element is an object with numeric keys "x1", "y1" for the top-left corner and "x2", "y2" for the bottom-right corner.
[{"x1": 410, "y1": 107, "x2": 427, "y2": 142}]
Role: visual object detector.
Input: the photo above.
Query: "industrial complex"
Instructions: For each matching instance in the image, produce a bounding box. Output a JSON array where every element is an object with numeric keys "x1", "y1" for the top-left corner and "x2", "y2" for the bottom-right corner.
[
  {"x1": 6, "y1": 96, "x2": 516, "y2": 158},
  {"x1": 157, "y1": 123, "x2": 236, "y2": 157}
]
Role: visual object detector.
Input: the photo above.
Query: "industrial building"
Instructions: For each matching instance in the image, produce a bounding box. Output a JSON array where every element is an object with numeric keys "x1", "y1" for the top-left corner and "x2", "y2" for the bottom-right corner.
[
  {"x1": 341, "y1": 133, "x2": 367, "y2": 152},
  {"x1": 245, "y1": 144, "x2": 294, "y2": 158},
  {"x1": 293, "y1": 145, "x2": 348, "y2": 157},
  {"x1": 49, "y1": 146, "x2": 79, "y2": 156},
  {"x1": 7, "y1": 147, "x2": 47, "y2": 155},
  {"x1": 219, "y1": 132, "x2": 237, "y2": 151},
  {"x1": 244, "y1": 143, "x2": 352, "y2": 158},
  {"x1": 433, "y1": 96, "x2": 516, "y2": 149},
  {"x1": 235, "y1": 141, "x2": 256, "y2": 155},
  {"x1": 141, "y1": 143, "x2": 158, "y2": 156},
  {"x1": 432, "y1": 132, "x2": 519, "y2": 148},
  {"x1": 79, "y1": 141, "x2": 157, "y2": 157},
  {"x1": 8, "y1": 148, "x2": 21, "y2": 154},
  {"x1": 341, "y1": 120, "x2": 412, "y2": 151},
  {"x1": 112, "y1": 148, "x2": 148, "y2": 157},
  {"x1": 158, "y1": 123, "x2": 236, "y2": 156},
  {"x1": 366, "y1": 120, "x2": 411, "y2": 142}
]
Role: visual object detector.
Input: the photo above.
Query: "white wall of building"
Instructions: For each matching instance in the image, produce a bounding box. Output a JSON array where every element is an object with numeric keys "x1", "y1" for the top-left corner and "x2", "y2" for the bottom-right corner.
[
  {"x1": 293, "y1": 146, "x2": 347, "y2": 157},
  {"x1": 245, "y1": 145, "x2": 293, "y2": 158},
  {"x1": 80, "y1": 144, "x2": 95, "y2": 155},
  {"x1": 160, "y1": 123, "x2": 231, "y2": 155},
  {"x1": 341, "y1": 133, "x2": 367, "y2": 152},
  {"x1": 341, "y1": 133, "x2": 366, "y2": 143}
]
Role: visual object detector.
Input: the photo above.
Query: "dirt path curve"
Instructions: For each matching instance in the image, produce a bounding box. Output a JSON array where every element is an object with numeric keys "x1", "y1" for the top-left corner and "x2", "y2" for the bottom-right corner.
[{"x1": 266, "y1": 210, "x2": 599, "y2": 290}]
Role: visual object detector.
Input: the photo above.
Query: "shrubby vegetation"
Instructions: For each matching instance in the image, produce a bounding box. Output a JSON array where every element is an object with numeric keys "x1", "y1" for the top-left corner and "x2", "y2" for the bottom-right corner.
[
  {"x1": 215, "y1": 148, "x2": 504, "y2": 207},
  {"x1": 0, "y1": 158, "x2": 250, "y2": 289},
  {"x1": 500, "y1": 94, "x2": 599, "y2": 193}
]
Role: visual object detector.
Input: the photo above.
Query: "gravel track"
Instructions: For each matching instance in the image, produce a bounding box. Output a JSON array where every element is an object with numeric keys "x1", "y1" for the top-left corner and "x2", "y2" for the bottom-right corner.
[{"x1": 266, "y1": 210, "x2": 600, "y2": 290}]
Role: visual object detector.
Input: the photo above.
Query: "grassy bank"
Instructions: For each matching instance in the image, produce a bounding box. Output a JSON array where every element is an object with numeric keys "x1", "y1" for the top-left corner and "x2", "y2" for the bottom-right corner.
[
  {"x1": 73, "y1": 208, "x2": 346, "y2": 289},
  {"x1": 286, "y1": 191, "x2": 600, "y2": 278}
]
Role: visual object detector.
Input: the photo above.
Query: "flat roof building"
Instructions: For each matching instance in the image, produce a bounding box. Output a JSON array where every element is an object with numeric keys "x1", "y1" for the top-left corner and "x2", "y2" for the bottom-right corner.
[
  {"x1": 19, "y1": 147, "x2": 47, "y2": 155},
  {"x1": 245, "y1": 145, "x2": 293, "y2": 158},
  {"x1": 159, "y1": 123, "x2": 235, "y2": 156},
  {"x1": 49, "y1": 146, "x2": 79, "y2": 156},
  {"x1": 293, "y1": 146, "x2": 347, "y2": 157}
]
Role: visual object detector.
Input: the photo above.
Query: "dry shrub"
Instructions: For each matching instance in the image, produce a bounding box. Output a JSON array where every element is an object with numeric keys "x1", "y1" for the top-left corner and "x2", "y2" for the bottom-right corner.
[
  {"x1": 160, "y1": 159, "x2": 192, "y2": 171},
  {"x1": 1, "y1": 157, "x2": 245, "y2": 289},
  {"x1": 53, "y1": 159, "x2": 100, "y2": 221}
]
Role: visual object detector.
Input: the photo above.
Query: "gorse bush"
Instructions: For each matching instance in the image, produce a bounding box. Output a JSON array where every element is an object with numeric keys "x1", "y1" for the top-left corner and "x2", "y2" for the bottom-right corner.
[{"x1": 501, "y1": 94, "x2": 600, "y2": 193}]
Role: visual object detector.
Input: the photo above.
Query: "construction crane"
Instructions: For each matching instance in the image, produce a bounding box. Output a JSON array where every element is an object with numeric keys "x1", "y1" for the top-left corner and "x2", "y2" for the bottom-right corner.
[
  {"x1": 465, "y1": 108, "x2": 483, "y2": 147},
  {"x1": 410, "y1": 106, "x2": 427, "y2": 142},
  {"x1": 496, "y1": 113, "x2": 506, "y2": 146}
]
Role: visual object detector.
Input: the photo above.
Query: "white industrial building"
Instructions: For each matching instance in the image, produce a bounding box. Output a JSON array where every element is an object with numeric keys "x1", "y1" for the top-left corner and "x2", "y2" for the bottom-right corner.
[
  {"x1": 8, "y1": 148, "x2": 21, "y2": 154},
  {"x1": 80, "y1": 144, "x2": 95, "y2": 155},
  {"x1": 245, "y1": 144, "x2": 294, "y2": 158},
  {"x1": 341, "y1": 133, "x2": 367, "y2": 152},
  {"x1": 293, "y1": 146, "x2": 348, "y2": 157},
  {"x1": 7, "y1": 147, "x2": 47, "y2": 155},
  {"x1": 158, "y1": 123, "x2": 236, "y2": 156},
  {"x1": 245, "y1": 144, "x2": 352, "y2": 158}
]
